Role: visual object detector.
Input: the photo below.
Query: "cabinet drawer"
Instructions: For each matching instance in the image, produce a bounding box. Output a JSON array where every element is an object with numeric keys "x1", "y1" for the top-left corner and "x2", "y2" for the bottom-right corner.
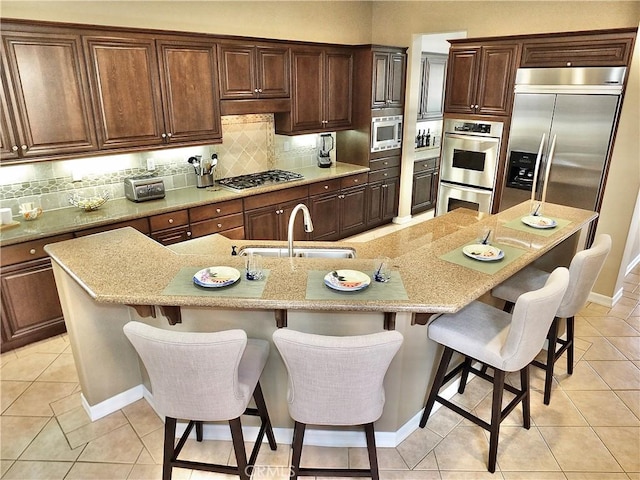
[
  {"x1": 340, "y1": 173, "x2": 368, "y2": 189},
  {"x1": 370, "y1": 155, "x2": 400, "y2": 171},
  {"x1": 190, "y1": 213, "x2": 244, "y2": 238},
  {"x1": 75, "y1": 217, "x2": 150, "y2": 237},
  {"x1": 309, "y1": 178, "x2": 341, "y2": 196},
  {"x1": 243, "y1": 185, "x2": 308, "y2": 211},
  {"x1": 369, "y1": 167, "x2": 400, "y2": 183},
  {"x1": 149, "y1": 210, "x2": 189, "y2": 232},
  {"x1": 521, "y1": 35, "x2": 635, "y2": 68},
  {"x1": 413, "y1": 157, "x2": 438, "y2": 173},
  {"x1": 189, "y1": 198, "x2": 243, "y2": 223},
  {"x1": 1, "y1": 233, "x2": 74, "y2": 267},
  {"x1": 151, "y1": 226, "x2": 191, "y2": 245}
]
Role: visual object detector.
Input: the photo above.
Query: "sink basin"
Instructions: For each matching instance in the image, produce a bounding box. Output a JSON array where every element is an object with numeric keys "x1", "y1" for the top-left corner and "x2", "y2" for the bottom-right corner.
[{"x1": 238, "y1": 246, "x2": 356, "y2": 259}]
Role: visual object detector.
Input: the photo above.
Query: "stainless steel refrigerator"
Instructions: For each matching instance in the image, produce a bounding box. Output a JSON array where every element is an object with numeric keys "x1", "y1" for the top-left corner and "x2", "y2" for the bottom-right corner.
[{"x1": 500, "y1": 66, "x2": 626, "y2": 213}]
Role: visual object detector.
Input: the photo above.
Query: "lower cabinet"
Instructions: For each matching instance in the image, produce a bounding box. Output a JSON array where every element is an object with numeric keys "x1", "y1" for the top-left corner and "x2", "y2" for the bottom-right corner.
[
  {"x1": 149, "y1": 209, "x2": 191, "y2": 245},
  {"x1": 366, "y1": 165, "x2": 400, "y2": 228},
  {"x1": 0, "y1": 233, "x2": 73, "y2": 352},
  {"x1": 243, "y1": 185, "x2": 309, "y2": 240},
  {"x1": 189, "y1": 198, "x2": 244, "y2": 240},
  {"x1": 411, "y1": 157, "x2": 439, "y2": 214}
]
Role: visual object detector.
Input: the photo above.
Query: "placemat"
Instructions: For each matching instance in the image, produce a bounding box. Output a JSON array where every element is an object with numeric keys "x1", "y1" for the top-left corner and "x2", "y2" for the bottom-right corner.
[
  {"x1": 162, "y1": 267, "x2": 269, "y2": 298},
  {"x1": 305, "y1": 270, "x2": 409, "y2": 301},
  {"x1": 503, "y1": 216, "x2": 572, "y2": 237},
  {"x1": 440, "y1": 243, "x2": 527, "y2": 274}
]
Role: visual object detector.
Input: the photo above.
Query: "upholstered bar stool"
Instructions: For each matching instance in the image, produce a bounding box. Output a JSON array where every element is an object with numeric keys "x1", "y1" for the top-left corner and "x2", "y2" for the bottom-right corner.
[
  {"x1": 492, "y1": 234, "x2": 611, "y2": 404},
  {"x1": 123, "y1": 322, "x2": 277, "y2": 480},
  {"x1": 272, "y1": 329, "x2": 403, "y2": 480},
  {"x1": 419, "y1": 267, "x2": 569, "y2": 473}
]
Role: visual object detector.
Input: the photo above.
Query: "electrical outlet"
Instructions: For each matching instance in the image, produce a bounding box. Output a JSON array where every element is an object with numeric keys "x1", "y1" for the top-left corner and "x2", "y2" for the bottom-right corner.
[{"x1": 146, "y1": 158, "x2": 156, "y2": 171}]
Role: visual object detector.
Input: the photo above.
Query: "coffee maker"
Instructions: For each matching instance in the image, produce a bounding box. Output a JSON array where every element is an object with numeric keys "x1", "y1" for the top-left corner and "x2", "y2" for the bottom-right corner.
[{"x1": 317, "y1": 133, "x2": 334, "y2": 168}]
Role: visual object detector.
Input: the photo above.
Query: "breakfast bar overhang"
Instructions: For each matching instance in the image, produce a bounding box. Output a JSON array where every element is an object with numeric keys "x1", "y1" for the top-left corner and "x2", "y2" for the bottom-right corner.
[{"x1": 44, "y1": 202, "x2": 597, "y2": 447}]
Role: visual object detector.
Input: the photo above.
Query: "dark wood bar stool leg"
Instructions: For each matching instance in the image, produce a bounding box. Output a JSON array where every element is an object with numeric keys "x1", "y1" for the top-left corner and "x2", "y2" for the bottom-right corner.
[
  {"x1": 163, "y1": 417, "x2": 177, "y2": 480},
  {"x1": 458, "y1": 356, "x2": 473, "y2": 394},
  {"x1": 419, "y1": 346, "x2": 454, "y2": 428},
  {"x1": 488, "y1": 369, "x2": 505, "y2": 473},
  {"x1": 567, "y1": 316, "x2": 575, "y2": 374},
  {"x1": 290, "y1": 421, "x2": 306, "y2": 480},
  {"x1": 543, "y1": 318, "x2": 560, "y2": 405},
  {"x1": 520, "y1": 365, "x2": 531, "y2": 429},
  {"x1": 195, "y1": 421, "x2": 203, "y2": 441},
  {"x1": 365, "y1": 422, "x2": 379, "y2": 480},
  {"x1": 229, "y1": 417, "x2": 249, "y2": 480}
]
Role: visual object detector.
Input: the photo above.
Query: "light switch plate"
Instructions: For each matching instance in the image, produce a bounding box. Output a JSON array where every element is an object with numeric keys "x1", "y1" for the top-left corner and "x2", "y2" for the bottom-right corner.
[{"x1": 146, "y1": 158, "x2": 156, "y2": 171}]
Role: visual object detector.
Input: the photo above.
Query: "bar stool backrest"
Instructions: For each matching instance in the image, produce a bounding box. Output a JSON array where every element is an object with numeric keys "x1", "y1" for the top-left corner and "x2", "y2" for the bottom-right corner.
[
  {"x1": 123, "y1": 322, "x2": 250, "y2": 421},
  {"x1": 558, "y1": 234, "x2": 612, "y2": 318},
  {"x1": 272, "y1": 329, "x2": 403, "y2": 426},
  {"x1": 501, "y1": 267, "x2": 570, "y2": 371}
]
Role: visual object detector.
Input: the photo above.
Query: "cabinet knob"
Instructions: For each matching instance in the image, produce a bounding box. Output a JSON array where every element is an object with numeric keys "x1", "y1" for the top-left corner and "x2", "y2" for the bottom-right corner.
[
  {"x1": 21, "y1": 145, "x2": 27, "y2": 150},
  {"x1": 187, "y1": 231, "x2": 192, "y2": 237},
  {"x1": 258, "y1": 88, "x2": 263, "y2": 93},
  {"x1": 29, "y1": 248, "x2": 36, "y2": 255},
  {"x1": 161, "y1": 133, "x2": 167, "y2": 138},
  {"x1": 217, "y1": 223, "x2": 222, "y2": 228},
  {"x1": 168, "y1": 218, "x2": 174, "y2": 224},
  {"x1": 216, "y1": 208, "x2": 221, "y2": 213},
  {"x1": 324, "y1": 185, "x2": 329, "y2": 189},
  {"x1": 254, "y1": 88, "x2": 259, "y2": 93},
  {"x1": 354, "y1": 179, "x2": 359, "y2": 183},
  {"x1": 166, "y1": 132, "x2": 172, "y2": 138},
  {"x1": 383, "y1": 161, "x2": 388, "y2": 165},
  {"x1": 566, "y1": 61, "x2": 572, "y2": 66},
  {"x1": 11, "y1": 145, "x2": 18, "y2": 151}
]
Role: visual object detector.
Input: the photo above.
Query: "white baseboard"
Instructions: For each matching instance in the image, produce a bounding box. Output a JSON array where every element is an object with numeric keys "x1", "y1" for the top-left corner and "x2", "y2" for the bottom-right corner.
[
  {"x1": 392, "y1": 215, "x2": 413, "y2": 225},
  {"x1": 588, "y1": 287, "x2": 624, "y2": 309},
  {"x1": 626, "y1": 252, "x2": 640, "y2": 276},
  {"x1": 81, "y1": 385, "x2": 144, "y2": 421}
]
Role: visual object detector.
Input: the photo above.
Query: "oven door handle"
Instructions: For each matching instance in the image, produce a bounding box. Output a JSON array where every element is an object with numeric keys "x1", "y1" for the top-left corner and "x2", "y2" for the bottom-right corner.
[
  {"x1": 445, "y1": 133, "x2": 501, "y2": 144},
  {"x1": 440, "y1": 182, "x2": 492, "y2": 194}
]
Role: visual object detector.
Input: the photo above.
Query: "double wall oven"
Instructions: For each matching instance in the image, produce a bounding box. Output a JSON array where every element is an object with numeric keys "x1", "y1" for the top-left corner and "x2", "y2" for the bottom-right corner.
[{"x1": 436, "y1": 118, "x2": 504, "y2": 216}]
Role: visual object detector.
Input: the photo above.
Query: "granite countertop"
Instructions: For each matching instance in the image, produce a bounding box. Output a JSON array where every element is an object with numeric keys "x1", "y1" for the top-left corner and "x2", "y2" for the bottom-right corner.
[
  {"x1": 0, "y1": 162, "x2": 369, "y2": 246},
  {"x1": 45, "y1": 202, "x2": 597, "y2": 315}
]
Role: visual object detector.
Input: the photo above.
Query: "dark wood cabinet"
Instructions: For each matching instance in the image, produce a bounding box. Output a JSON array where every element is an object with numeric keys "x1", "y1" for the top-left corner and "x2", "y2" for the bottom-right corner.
[
  {"x1": 444, "y1": 43, "x2": 519, "y2": 116},
  {"x1": 310, "y1": 174, "x2": 367, "y2": 240},
  {"x1": 418, "y1": 53, "x2": 447, "y2": 120},
  {"x1": 189, "y1": 198, "x2": 244, "y2": 239},
  {"x1": 84, "y1": 34, "x2": 221, "y2": 150},
  {"x1": 149, "y1": 209, "x2": 191, "y2": 245},
  {"x1": 1, "y1": 28, "x2": 98, "y2": 162},
  {"x1": 218, "y1": 42, "x2": 289, "y2": 99},
  {"x1": 0, "y1": 233, "x2": 73, "y2": 352},
  {"x1": 243, "y1": 185, "x2": 309, "y2": 240},
  {"x1": 411, "y1": 157, "x2": 439, "y2": 214},
  {"x1": 0, "y1": 75, "x2": 19, "y2": 161},
  {"x1": 372, "y1": 48, "x2": 406, "y2": 109},
  {"x1": 275, "y1": 46, "x2": 353, "y2": 134},
  {"x1": 366, "y1": 155, "x2": 400, "y2": 228},
  {"x1": 520, "y1": 30, "x2": 636, "y2": 68}
]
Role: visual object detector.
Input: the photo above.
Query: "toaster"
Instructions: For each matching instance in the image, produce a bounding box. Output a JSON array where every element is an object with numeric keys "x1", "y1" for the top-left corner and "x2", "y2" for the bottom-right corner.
[{"x1": 124, "y1": 175, "x2": 165, "y2": 202}]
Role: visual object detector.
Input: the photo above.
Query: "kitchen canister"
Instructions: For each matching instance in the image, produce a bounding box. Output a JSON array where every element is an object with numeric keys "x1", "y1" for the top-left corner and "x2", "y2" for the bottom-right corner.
[{"x1": 0, "y1": 207, "x2": 13, "y2": 225}]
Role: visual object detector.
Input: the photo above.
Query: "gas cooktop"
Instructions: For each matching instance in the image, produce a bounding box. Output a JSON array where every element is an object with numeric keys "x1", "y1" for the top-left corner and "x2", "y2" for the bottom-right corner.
[{"x1": 218, "y1": 169, "x2": 304, "y2": 191}]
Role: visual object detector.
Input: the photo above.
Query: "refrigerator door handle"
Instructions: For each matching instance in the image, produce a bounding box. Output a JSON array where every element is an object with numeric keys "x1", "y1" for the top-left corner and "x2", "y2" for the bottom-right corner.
[
  {"x1": 541, "y1": 135, "x2": 557, "y2": 203},
  {"x1": 531, "y1": 133, "x2": 546, "y2": 202}
]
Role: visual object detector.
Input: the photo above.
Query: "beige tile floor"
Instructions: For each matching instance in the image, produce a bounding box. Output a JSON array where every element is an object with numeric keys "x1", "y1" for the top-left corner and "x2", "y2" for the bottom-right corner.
[{"x1": 2, "y1": 236, "x2": 639, "y2": 479}]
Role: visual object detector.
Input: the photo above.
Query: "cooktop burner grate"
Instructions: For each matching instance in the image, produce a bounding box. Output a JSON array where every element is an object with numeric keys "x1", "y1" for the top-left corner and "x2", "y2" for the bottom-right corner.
[{"x1": 218, "y1": 169, "x2": 304, "y2": 191}]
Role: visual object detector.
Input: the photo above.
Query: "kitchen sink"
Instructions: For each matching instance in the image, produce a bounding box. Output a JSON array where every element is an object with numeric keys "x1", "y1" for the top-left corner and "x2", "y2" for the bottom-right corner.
[{"x1": 238, "y1": 246, "x2": 356, "y2": 259}]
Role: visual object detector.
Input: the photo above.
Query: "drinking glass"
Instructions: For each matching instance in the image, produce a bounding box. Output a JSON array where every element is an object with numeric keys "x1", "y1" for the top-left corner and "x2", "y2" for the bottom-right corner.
[
  {"x1": 374, "y1": 257, "x2": 391, "y2": 282},
  {"x1": 530, "y1": 200, "x2": 544, "y2": 217},
  {"x1": 245, "y1": 253, "x2": 263, "y2": 280},
  {"x1": 477, "y1": 226, "x2": 494, "y2": 245}
]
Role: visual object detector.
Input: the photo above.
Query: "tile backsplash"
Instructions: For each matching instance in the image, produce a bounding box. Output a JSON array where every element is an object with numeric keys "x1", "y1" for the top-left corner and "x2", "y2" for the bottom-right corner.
[{"x1": 0, "y1": 114, "x2": 330, "y2": 216}]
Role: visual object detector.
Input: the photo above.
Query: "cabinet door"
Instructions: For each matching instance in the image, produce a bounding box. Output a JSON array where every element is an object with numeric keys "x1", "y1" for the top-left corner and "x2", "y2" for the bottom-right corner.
[
  {"x1": 244, "y1": 205, "x2": 280, "y2": 240},
  {"x1": 475, "y1": 44, "x2": 518, "y2": 116},
  {"x1": 382, "y1": 177, "x2": 400, "y2": 221},
  {"x1": 84, "y1": 35, "x2": 165, "y2": 149},
  {"x1": 256, "y1": 46, "x2": 290, "y2": 98},
  {"x1": 371, "y1": 51, "x2": 390, "y2": 108},
  {"x1": 366, "y1": 181, "x2": 384, "y2": 227},
  {"x1": 419, "y1": 53, "x2": 447, "y2": 120},
  {"x1": 324, "y1": 49, "x2": 353, "y2": 129},
  {"x1": 2, "y1": 30, "x2": 98, "y2": 160},
  {"x1": 1, "y1": 259, "x2": 66, "y2": 352},
  {"x1": 218, "y1": 44, "x2": 256, "y2": 99},
  {"x1": 412, "y1": 169, "x2": 437, "y2": 213},
  {"x1": 290, "y1": 48, "x2": 324, "y2": 131},
  {"x1": 387, "y1": 52, "x2": 406, "y2": 108},
  {"x1": 157, "y1": 40, "x2": 222, "y2": 144},
  {"x1": 340, "y1": 185, "x2": 366, "y2": 236},
  {"x1": 444, "y1": 47, "x2": 480, "y2": 115},
  {"x1": 310, "y1": 192, "x2": 340, "y2": 241},
  {"x1": 0, "y1": 74, "x2": 20, "y2": 160}
]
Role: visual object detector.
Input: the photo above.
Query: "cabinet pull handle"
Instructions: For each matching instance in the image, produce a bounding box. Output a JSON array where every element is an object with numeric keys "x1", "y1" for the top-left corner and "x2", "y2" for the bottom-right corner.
[
  {"x1": 324, "y1": 185, "x2": 329, "y2": 189},
  {"x1": 354, "y1": 179, "x2": 359, "y2": 183},
  {"x1": 217, "y1": 223, "x2": 222, "y2": 228},
  {"x1": 383, "y1": 173, "x2": 388, "y2": 177},
  {"x1": 187, "y1": 231, "x2": 192, "y2": 237},
  {"x1": 167, "y1": 132, "x2": 172, "y2": 138},
  {"x1": 11, "y1": 145, "x2": 18, "y2": 151},
  {"x1": 21, "y1": 145, "x2": 27, "y2": 150},
  {"x1": 29, "y1": 248, "x2": 36, "y2": 255},
  {"x1": 168, "y1": 218, "x2": 174, "y2": 224},
  {"x1": 254, "y1": 88, "x2": 259, "y2": 93},
  {"x1": 216, "y1": 208, "x2": 221, "y2": 213},
  {"x1": 383, "y1": 161, "x2": 388, "y2": 165},
  {"x1": 161, "y1": 133, "x2": 167, "y2": 139},
  {"x1": 258, "y1": 88, "x2": 263, "y2": 93}
]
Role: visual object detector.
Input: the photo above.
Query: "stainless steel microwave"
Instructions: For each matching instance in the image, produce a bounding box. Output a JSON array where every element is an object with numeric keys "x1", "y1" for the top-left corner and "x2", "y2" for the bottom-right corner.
[{"x1": 371, "y1": 115, "x2": 403, "y2": 152}]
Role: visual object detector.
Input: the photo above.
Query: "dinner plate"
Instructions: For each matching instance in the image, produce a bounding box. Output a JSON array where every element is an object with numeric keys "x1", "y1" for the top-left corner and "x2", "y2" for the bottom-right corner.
[
  {"x1": 462, "y1": 244, "x2": 505, "y2": 262},
  {"x1": 324, "y1": 269, "x2": 371, "y2": 292},
  {"x1": 193, "y1": 266, "x2": 241, "y2": 288},
  {"x1": 521, "y1": 215, "x2": 557, "y2": 229}
]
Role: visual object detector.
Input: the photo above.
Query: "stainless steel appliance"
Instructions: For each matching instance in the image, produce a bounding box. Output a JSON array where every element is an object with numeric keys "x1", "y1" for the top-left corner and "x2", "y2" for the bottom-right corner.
[
  {"x1": 371, "y1": 115, "x2": 403, "y2": 152},
  {"x1": 500, "y1": 66, "x2": 626, "y2": 213},
  {"x1": 436, "y1": 118, "x2": 504, "y2": 216},
  {"x1": 124, "y1": 175, "x2": 165, "y2": 202},
  {"x1": 218, "y1": 169, "x2": 304, "y2": 192},
  {"x1": 317, "y1": 133, "x2": 334, "y2": 168}
]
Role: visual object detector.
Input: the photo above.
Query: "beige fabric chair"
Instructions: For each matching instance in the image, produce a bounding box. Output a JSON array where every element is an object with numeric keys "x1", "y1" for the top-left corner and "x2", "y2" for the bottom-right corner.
[
  {"x1": 272, "y1": 329, "x2": 403, "y2": 480},
  {"x1": 492, "y1": 234, "x2": 611, "y2": 404},
  {"x1": 123, "y1": 322, "x2": 276, "y2": 480},
  {"x1": 420, "y1": 267, "x2": 569, "y2": 473}
]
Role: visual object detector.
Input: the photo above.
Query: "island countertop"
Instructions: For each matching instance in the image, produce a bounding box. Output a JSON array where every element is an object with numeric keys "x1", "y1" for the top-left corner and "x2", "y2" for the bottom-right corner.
[{"x1": 45, "y1": 202, "x2": 597, "y2": 315}]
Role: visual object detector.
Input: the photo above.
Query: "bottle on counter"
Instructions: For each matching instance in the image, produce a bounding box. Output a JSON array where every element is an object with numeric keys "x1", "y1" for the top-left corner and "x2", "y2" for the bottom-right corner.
[{"x1": 425, "y1": 129, "x2": 431, "y2": 147}]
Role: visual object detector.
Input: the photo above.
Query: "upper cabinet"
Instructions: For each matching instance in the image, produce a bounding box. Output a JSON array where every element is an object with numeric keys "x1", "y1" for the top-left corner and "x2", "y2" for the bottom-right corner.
[
  {"x1": 444, "y1": 43, "x2": 519, "y2": 117},
  {"x1": 218, "y1": 42, "x2": 290, "y2": 99},
  {"x1": 275, "y1": 46, "x2": 353, "y2": 134},
  {"x1": 418, "y1": 53, "x2": 448, "y2": 120},
  {"x1": 0, "y1": 28, "x2": 98, "y2": 162},
  {"x1": 83, "y1": 34, "x2": 221, "y2": 150},
  {"x1": 371, "y1": 48, "x2": 406, "y2": 109}
]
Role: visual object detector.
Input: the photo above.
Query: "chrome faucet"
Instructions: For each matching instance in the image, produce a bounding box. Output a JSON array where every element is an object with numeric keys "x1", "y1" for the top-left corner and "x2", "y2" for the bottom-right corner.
[{"x1": 288, "y1": 203, "x2": 314, "y2": 257}]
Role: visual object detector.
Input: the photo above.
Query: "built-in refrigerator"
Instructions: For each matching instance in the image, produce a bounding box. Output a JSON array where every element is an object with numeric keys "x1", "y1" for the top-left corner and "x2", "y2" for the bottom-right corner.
[{"x1": 500, "y1": 66, "x2": 626, "y2": 264}]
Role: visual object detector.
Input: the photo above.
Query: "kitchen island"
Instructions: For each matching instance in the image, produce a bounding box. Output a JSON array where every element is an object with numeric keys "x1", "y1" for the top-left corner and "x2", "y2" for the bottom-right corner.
[{"x1": 45, "y1": 202, "x2": 597, "y2": 446}]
